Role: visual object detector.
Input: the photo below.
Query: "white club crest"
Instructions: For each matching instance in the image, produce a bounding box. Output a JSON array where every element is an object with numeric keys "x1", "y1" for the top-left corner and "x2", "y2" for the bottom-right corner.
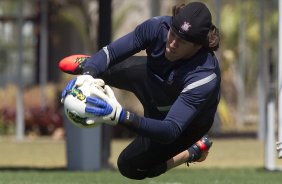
[{"x1": 181, "y1": 22, "x2": 191, "y2": 32}]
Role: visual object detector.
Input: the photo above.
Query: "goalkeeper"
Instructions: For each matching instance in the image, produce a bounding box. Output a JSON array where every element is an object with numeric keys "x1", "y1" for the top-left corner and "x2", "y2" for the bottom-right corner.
[{"x1": 62, "y1": 2, "x2": 220, "y2": 180}]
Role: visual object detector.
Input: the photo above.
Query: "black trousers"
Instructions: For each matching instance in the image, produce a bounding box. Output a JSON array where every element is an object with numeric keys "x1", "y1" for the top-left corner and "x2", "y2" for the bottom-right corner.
[{"x1": 100, "y1": 58, "x2": 212, "y2": 180}]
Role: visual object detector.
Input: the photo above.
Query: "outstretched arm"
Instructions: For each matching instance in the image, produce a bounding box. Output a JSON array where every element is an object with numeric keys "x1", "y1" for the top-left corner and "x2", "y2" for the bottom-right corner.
[
  {"x1": 82, "y1": 17, "x2": 161, "y2": 76},
  {"x1": 86, "y1": 71, "x2": 218, "y2": 144}
]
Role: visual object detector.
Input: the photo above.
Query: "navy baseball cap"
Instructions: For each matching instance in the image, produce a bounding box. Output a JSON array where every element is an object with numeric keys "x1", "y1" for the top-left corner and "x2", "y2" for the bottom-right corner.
[{"x1": 171, "y1": 2, "x2": 212, "y2": 45}]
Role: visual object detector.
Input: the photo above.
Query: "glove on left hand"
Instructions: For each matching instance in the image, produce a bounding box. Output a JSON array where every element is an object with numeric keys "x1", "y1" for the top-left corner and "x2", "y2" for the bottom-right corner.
[
  {"x1": 61, "y1": 75, "x2": 105, "y2": 101},
  {"x1": 85, "y1": 85, "x2": 124, "y2": 126}
]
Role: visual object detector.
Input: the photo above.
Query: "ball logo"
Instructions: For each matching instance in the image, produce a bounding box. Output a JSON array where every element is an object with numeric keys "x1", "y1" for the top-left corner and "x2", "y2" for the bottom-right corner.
[
  {"x1": 181, "y1": 21, "x2": 191, "y2": 32},
  {"x1": 66, "y1": 110, "x2": 87, "y2": 126},
  {"x1": 70, "y1": 87, "x2": 86, "y2": 101}
]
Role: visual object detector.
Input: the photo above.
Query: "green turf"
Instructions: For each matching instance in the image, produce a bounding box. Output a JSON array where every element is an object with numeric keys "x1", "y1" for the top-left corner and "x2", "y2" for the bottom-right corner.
[
  {"x1": 0, "y1": 168, "x2": 281, "y2": 184},
  {"x1": 1, "y1": 138, "x2": 282, "y2": 184}
]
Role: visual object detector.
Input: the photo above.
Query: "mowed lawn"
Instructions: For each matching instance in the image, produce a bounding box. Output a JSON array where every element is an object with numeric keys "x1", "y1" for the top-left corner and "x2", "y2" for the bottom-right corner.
[
  {"x1": 0, "y1": 168, "x2": 281, "y2": 184},
  {"x1": 0, "y1": 137, "x2": 282, "y2": 184}
]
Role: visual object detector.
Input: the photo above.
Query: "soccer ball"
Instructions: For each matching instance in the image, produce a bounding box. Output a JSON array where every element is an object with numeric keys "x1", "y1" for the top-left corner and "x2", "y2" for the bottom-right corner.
[{"x1": 63, "y1": 80, "x2": 98, "y2": 128}]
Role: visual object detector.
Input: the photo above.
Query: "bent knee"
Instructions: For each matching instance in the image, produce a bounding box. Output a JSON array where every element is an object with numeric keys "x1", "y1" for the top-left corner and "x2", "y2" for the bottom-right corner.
[{"x1": 117, "y1": 155, "x2": 147, "y2": 180}]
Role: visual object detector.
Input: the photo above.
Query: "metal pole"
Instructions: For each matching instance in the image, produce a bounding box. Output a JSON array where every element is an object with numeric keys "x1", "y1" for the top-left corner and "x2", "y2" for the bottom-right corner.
[
  {"x1": 213, "y1": 0, "x2": 221, "y2": 30},
  {"x1": 257, "y1": 0, "x2": 266, "y2": 141},
  {"x1": 39, "y1": 0, "x2": 48, "y2": 109},
  {"x1": 151, "y1": 0, "x2": 160, "y2": 17},
  {"x1": 98, "y1": 0, "x2": 112, "y2": 169},
  {"x1": 16, "y1": 0, "x2": 24, "y2": 140},
  {"x1": 266, "y1": 95, "x2": 275, "y2": 169},
  {"x1": 237, "y1": 0, "x2": 246, "y2": 129},
  {"x1": 277, "y1": 0, "x2": 282, "y2": 159},
  {"x1": 265, "y1": 48, "x2": 276, "y2": 170},
  {"x1": 211, "y1": 0, "x2": 221, "y2": 135}
]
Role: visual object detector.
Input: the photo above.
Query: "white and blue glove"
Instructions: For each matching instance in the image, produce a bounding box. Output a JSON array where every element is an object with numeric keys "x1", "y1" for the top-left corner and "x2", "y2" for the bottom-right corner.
[
  {"x1": 61, "y1": 75, "x2": 105, "y2": 101},
  {"x1": 61, "y1": 75, "x2": 124, "y2": 126},
  {"x1": 85, "y1": 85, "x2": 124, "y2": 126}
]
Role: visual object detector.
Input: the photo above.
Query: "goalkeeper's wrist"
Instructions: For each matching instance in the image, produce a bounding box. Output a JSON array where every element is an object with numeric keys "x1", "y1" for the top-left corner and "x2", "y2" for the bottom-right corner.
[
  {"x1": 118, "y1": 110, "x2": 136, "y2": 124},
  {"x1": 118, "y1": 110, "x2": 141, "y2": 130}
]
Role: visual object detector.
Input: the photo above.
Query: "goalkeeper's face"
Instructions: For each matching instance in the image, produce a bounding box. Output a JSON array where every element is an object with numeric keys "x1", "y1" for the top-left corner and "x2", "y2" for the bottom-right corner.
[{"x1": 165, "y1": 29, "x2": 202, "y2": 62}]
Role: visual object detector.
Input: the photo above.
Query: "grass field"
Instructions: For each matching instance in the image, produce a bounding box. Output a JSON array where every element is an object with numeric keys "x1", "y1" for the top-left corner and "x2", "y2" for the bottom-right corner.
[
  {"x1": 0, "y1": 137, "x2": 282, "y2": 184},
  {"x1": 0, "y1": 168, "x2": 281, "y2": 184}
]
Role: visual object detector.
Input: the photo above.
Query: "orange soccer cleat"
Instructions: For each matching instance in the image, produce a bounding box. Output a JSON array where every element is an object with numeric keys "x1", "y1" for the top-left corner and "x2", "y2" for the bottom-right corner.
[{"x1": 58, "y1": 54, "x2": 90, "y2": 75}]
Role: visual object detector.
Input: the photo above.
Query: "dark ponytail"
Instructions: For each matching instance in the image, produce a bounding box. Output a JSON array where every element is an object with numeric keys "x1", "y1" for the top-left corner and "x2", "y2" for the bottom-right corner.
[
  {"x1": 207, "y1": 24, "x2": 220, "y2": 51},
  {"x1": 172, "y1": 4, "x2": 185, "y2": 16}
]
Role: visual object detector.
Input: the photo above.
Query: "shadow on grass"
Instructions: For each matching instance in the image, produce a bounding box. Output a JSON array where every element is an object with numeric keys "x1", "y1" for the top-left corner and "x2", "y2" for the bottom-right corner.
[
  {"x1": 0, "y1": 166, "x2": 67, "y2": 172},
  {"x1": 0, "y1": 165, "x2": 117, "y2": 172}
]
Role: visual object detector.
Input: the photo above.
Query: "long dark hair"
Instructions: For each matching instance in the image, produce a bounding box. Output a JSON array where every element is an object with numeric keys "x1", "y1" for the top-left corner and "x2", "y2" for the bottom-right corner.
[{"x1": 172, "y1": 4, "x2": 220, "y2": 51}]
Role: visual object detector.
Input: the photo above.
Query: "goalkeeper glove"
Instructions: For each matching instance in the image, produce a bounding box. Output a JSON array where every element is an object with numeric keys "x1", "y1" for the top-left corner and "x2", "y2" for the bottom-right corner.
[
  {"x1": 61, "y1": 75, "x2": 105, "y2": 101},
  {"x1": 85, "y1": 85, "x2": 124, "y2": 126}
]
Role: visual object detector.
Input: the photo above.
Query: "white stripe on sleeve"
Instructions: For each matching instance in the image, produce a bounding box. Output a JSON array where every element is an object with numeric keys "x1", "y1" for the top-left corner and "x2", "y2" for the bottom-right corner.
[
  {"x1": 181, "y1": 73, "x2": 217, "y2": 93},
  {"x1": 103, "y1": 46, "x2": 110, "y2": 67}
]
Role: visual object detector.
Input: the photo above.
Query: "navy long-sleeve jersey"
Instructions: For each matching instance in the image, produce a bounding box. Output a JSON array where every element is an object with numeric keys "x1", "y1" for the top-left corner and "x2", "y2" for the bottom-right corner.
[{"x1": 83, "y1": 16, "x2": 221, "y2": 144}]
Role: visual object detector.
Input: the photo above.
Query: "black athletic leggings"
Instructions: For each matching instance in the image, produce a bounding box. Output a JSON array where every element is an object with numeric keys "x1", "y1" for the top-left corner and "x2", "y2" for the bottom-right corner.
[{"x1": 99, "y1": 58, "x2": 212, "y2": 180}]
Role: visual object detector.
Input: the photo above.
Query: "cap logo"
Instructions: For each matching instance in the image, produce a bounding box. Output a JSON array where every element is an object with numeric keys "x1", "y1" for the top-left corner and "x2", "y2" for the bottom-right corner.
[{"x1": 181, "y1": 21, "x2": 191, "y2": 32}]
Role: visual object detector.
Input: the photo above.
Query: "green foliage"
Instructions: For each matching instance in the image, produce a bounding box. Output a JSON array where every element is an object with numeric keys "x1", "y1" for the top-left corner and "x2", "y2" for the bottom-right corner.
[
  {"x1": 221, "y1": 3, "x2": 239, "y2": 50},
  {"x1": 218, "y1": 0, "x2": 278, "y2": 115},
  {"x1": 112, "y1": 3, "x2": 141, "y2": 38},
  {"x1": 57, "y1": 6, "x2": 90, "y2": 49},
  {"x1": 0, "y1": 84, "x2": 63, "y2": 136},
  {"x1": 0, "y1": 0, "x2": 17, "y2": 15}
]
